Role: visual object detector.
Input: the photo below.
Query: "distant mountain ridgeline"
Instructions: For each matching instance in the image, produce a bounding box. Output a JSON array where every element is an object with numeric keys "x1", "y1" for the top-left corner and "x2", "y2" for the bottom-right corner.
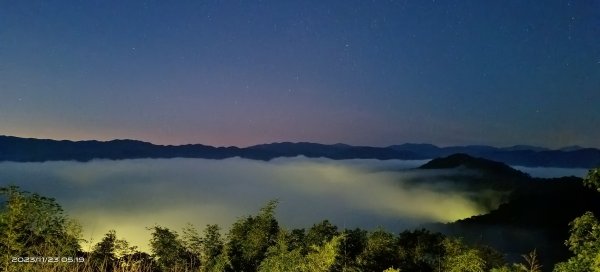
[
  {"x1": 0, "y1": 136, "x2": 416, "y2": 162},
  {"x1": 391, "y1": 143, "x2": 600, "y2": 168},
  {"x1": 1, "y1": 135, "x2": 599, "y2": 168}
]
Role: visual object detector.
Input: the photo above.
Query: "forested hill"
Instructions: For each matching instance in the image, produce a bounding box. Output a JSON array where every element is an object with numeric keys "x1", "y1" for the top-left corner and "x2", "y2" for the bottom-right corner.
[
  {"x1": 432, "y1": 177, "x2": 600, "y2": 270},
  {"x1": 419, "y1": 153, "x2": 531, "y2": 180},
  {"x1": 420, "y1": 154, "x2": 600, "y2": 269},
  {"x1": 1, "y1": 135, "x2": 600, "y2": 168}
]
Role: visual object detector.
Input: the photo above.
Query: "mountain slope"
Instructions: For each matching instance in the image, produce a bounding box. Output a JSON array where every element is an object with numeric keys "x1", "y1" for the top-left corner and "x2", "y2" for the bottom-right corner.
[{"x1": 417, "y1": 154, "x2": 600, "y2": 270}]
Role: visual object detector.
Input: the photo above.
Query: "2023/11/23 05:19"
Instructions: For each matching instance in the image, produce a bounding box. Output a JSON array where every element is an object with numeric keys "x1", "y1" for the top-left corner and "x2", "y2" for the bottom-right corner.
[{"x1": 11, "y1": 256, "x2": 85, "y2": 263}]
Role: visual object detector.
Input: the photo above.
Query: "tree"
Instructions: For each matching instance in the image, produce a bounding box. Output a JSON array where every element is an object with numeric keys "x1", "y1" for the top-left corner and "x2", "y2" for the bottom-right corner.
[
  {"x1": 554, "y1": 168, "x2": 600, "y2": 272},
  {"x1": 257, "y1": 231, "x2": 343, "y2": 272},
  {"x1": 305, "y1": 220, "x2": 339, "y2": 248},
  {"x1": 554, "y1": 212, "x2": 600, "y2": 271},
  {"x1": 583, "y1": 168, "x2": 600, "y2": 192},
  {"x1": 476, "y1": 245, "x2": 507, "y2": 271},
  {"x1": 334, "y1": 228, "x2": 367, "y2": 271},
  {"x1": 258, "y1": 231, "x2": 304, "y2": 272},
  {"x1": 119, "y1": 251, "x2": 158, "y2": 272},
  {"x1": 302, "y1": 234, "x2": 343, "y2": 272},
  {"x1": 90, "y1": 230, "x2": 137, "y2": 271},
  {"x1": 397, "y1": 229, "x2": 445, "y2": 271},
  {"x1": 149, "y1": 226, "x2": 198, "y2": 272},
  {"x1": 201, "y1": 224, "x2": 224, "y2": 272},
  {"x1": 513, "y1": 249, "x2": 542, "y2": 272},
  {"x1": 0, "y1": 186, "x2": 81, "y2": 271},
  {"x1": 442, "y1": 238, "x2": 486, "y2": 272},
  {"x1": 226, "y1": 200, "x2": 280, "y2": 272},
  {"x1": 91, "y1": 230, "x2": 118, "y2": 271},
  {"x1": 357, "y1": 228, "x2": 399, "y2": 272},
  {"x1": 490, "y1": 266, "x2": 513, "y2": 272},
  {"x1": 288, "y1": 228, "x2": 307, "y2": 252},
  {"x1": 181, "y1": 223, "x2": 203, "y2": 261}
]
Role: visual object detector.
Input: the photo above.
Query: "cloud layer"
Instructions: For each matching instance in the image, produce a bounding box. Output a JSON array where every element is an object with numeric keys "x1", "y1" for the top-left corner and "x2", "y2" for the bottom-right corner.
[{"x1": 1, "y1": 157, "x2": 495, "y2": 251}]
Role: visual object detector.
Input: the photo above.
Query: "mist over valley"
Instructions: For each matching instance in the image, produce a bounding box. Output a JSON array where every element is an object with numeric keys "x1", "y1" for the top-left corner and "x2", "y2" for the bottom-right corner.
[{"x1": 0, "y1": 155, "x2": 587, "y2": 253}]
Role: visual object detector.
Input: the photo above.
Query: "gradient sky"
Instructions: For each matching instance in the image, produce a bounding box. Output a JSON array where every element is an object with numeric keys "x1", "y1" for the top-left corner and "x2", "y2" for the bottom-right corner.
[{"x1": 1, "y1": 0, "x2": 599, "y2": 148}]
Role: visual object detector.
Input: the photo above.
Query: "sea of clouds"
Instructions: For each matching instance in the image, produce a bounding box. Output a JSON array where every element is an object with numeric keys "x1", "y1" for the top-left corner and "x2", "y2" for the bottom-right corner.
[{"x1": 0, "y1": 157, "x2": 583, "y2": 251}]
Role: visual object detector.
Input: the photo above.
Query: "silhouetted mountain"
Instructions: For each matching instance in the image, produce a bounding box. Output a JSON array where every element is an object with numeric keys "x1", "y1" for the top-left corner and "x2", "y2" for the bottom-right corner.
[
  {"x1": 387, "y1": 143, "x2": 442, "y2": 158},
  {"x1": 500, "y1": 145, "x2": 549, "y2": 152},
  {"x1": 559, "y1": 145, "x2": 585, "y2": 152},
  {"x1": 419, "y1": 153, "x2": 531, "y2": 180},
  {"x1": 1, "y1": 135, "x2": 599, "y2": 168},
  {"x1": 389, "y1": 144, "x2": 501, "y2": 157},
  {"x1": 390, "y1": 143, "x2": 600, "y2": 168},
  {"x1": 0, "y1": 136, "x2": 418, "y2": 162},
  {"x1": 0, "y1": 136, "x2": 242, "y2": 162},
  {"x1": 408, "y1": 154, "x2": 532, "y2": 196}
]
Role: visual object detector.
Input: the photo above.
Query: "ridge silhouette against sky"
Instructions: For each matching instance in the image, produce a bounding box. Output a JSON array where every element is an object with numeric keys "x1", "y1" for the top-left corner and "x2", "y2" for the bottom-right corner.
[
  {"x1": 0, "y1": 135, "x2": 599, "y2": 168},
  {"x1": 1, "y1": 1, "x2": 599, "y2": 148}
]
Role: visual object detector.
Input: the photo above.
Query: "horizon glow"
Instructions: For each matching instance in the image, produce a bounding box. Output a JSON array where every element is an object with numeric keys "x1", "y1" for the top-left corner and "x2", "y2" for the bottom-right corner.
[{"x1": 1, "y1": 1, "x2": 599, "y2": 148}]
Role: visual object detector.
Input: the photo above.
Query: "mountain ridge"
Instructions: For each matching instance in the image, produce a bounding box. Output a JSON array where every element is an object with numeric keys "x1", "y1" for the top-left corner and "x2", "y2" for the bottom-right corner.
[{"x1": 1, "y1": 135, "x2": 599, "y2": 168}]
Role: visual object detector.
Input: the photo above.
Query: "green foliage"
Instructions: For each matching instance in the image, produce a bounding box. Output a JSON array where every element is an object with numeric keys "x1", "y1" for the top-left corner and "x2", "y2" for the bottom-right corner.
[
  {"x1": 442, "y1": 238, "x2": 486, "y2": 272},
  {"x1": 397, "y1": 228, "x2": 445, "y2": 270},
  {"x1": 149, "y1": 226, "x2": 198, "y2": 272},
  {"x1": 118, "y1": 251, "x2": 157, "y2": 272},
  {"x1": 0, "y1": 188, "x2": 522, "y2": 272},
  {"x1": 554, "y1": 211, "x2": 600, "y2": 272},
  {"x1": 444, "y1": 248, "x2": 486, "y2": 272},
  {"x1": 476, "y1": 245, "x2": 508, "y2": 271},
  {"x1": 302, "y1": 234, "x2": 343, "y2": 272},
  {"x1": 200, "y1": 224, "x2": 225, "y2": 272},
  {"x1": 356, "y1": 228, "x2": 399, "y2": 272},
  {"x1": 490, "y1": 266, "x2": 512, "y2": 272},
  {"x1": 288, "y1": 228, "x2": 307, "y2": 252},
  {"x1": 90, "y1": 230, "x2": 118, "y2": 271},
  {"x1": 258, "y1": 231, "x2": 304, "y2": 272},
  {"x1": 257, "y1": 230, "x2": 342, "y2": 272},
  {"x1": 553, "y1": 167, "x2": 600, "y2": 272},
  {"x1": 90, "y1": 230, "x2": 140, "y2": 271},
  {"x1": 181, "y1": 223, "x2": 203, "y2": 260},
  {"x1": 226, "y1": 199, "x2": 280, "y2": 272},
  {"x1": 583, "y1": 168, "x2": 600, "y2": 192},
  {"x1": 306, "y1": 220, "x2": 339, "y2": 247},
  {"x1": 554, "y1": 259, "x2": 592, "y2": 272},
  {"x1": 334, "y1": 228, "x2": 367, "y2": 271},
  {"x1": 0, "y1": 186, "x2": 82, "y2": 271}
]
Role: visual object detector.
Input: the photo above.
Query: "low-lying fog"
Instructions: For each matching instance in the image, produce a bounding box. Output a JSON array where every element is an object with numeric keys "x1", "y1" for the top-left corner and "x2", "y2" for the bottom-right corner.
[{"x1": 0, "y1": 157, "x2": 585, "y2": 251}]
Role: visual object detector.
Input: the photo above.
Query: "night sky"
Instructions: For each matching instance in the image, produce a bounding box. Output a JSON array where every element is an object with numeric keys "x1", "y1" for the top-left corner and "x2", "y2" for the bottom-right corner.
[{"x1": 1, "y1": 0, "x2": 599, "y2": 148}]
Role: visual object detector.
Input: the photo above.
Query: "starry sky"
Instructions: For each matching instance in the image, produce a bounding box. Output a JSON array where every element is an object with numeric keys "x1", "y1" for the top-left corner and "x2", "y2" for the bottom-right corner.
[{"x1": 1, "y1": 0, "x2": 599, "y2": 148}]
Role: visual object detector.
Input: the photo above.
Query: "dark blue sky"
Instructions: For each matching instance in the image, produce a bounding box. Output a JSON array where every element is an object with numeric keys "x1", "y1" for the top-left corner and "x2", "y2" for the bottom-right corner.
[{"x1": 1, "y1": 0, "x2": 599, "y2": 147}]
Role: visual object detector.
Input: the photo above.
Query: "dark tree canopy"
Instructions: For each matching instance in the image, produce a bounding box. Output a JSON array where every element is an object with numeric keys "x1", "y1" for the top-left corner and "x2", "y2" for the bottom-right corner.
[
  {"x1": 226, "y1": 200, "x2": 280, "y2": 272},
  {"x1": 0, "y1": 186, "x2": 81, "y2": 271},
  {"x1": 554, "y1": 167, "x2": 600, "y2": 272}
]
